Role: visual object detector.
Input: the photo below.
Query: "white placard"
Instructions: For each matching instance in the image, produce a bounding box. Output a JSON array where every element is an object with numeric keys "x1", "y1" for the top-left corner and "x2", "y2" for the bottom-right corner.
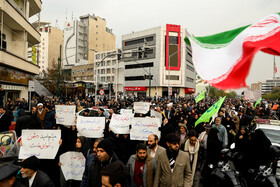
[
  {"x1": 133, "y1": 102, "x2": 150, "y2": 114},
  {"x1": 120, "y1": 109, "x2": 133, "y2": 115},
  {"x1": 60, "y1": 152, "x2": 85, "y2": 181},
  {"x1": 130, "y1": 117, "x2": 161, "y2": 141},
  {"x1": 150, "y1": 110, "x2": 162, "y2": 123},
  {"x1": 55, "y1": 105, "x2": 76, "y2": 126},
  {"x1": 77, "y1": 116, "x2": 105, "y2": 138},
  {"x1": 19, "y1": 130, "x2": 61, "y2": 159},
  {"x1": 109, "y1": 114, "x2": 133, "y2": 134}
]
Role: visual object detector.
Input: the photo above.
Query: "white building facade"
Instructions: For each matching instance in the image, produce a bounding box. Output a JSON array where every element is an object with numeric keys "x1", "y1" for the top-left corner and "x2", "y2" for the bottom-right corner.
[{"x1": 121, "y1": 24, "x2": 195, "y2": 97}]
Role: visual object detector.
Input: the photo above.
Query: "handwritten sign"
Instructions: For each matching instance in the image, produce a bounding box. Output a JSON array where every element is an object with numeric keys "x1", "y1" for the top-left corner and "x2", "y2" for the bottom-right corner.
[
  {"x1": 133, "y1": 102, "x2": 150, "y2": 114},
  {"x1": 19, "y1": 130, "x2": 61, "y2": 159},
  {"x1": 109, "y1": 114, "x2": 133, "y2": 134},
  {"x1": 77, "y1": 116, "x2": 105, "y2": 138},
  {"x1": 60, "y1": 152, "x2": 85, "y2": 181},
  {"x1": 150, "y1": 110, "x2": 162, "y2": 123},
  {"x1": 120, "y1": 109, "x2": 133, "y2": 115},
  {"x1": 130, "y1": 117, "x2": 161, "y2": 141},
  {"x1": 55, "y1": 105, "x2": 76, "y2": 126}
]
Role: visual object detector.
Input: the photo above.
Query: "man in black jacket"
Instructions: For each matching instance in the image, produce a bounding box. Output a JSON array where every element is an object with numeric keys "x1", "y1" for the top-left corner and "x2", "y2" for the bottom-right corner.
[
  {"x1": 88, "y1": 139, "x2": 120, "y2": 187},
  {"x1": 19, "y1": 156, "x2": 54, "y2": 187}
]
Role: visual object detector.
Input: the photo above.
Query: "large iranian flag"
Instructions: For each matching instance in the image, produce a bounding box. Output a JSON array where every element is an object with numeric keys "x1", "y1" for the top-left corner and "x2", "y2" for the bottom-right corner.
[{"x1": 185, "y1": 13, "x2": 280, "y2": 90}]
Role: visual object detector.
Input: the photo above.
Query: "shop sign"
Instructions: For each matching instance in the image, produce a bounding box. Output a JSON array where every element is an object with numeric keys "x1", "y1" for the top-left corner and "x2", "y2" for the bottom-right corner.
[
  {"x1": 2, "y1": 84, "x2": 26, "y2": 91},
  {"x1": 124, "y1": 87, "x2": 147, "y2": 91},
  {"x1": 185, "y1": 88, "x2": 195, "y2": 94}
]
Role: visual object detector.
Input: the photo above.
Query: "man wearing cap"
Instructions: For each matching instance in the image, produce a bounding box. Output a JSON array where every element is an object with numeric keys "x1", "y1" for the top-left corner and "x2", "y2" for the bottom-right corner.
[
  {"x1": 36, "y1": 103, "x2": 46, "y2": 128},
  {"x1": 0, "y1": 164, "x2": 24, "y2": 187},
  {"x1": 19, "y1": 156, "x2": 54, "y2": 187},
  {"x1": 153, "y1": 133, "x2": 192, "y2": 187},
  {"x1": 88, "y1": 139, "x2": 119, "y2": 187},
  {"x1": 175, "y1": 123, "x2": 188, "y2": 146}
]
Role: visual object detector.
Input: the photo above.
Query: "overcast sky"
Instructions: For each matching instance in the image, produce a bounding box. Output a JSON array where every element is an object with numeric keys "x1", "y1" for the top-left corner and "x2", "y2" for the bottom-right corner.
[{"x1": 40, "y1": 0, "x2": 280, "y2": 93}]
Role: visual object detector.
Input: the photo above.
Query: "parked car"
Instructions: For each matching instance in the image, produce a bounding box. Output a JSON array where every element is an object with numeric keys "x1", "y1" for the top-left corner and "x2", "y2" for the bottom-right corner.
[{"x1": 77, "y1": 107, "x2": 110, "y2": 122}]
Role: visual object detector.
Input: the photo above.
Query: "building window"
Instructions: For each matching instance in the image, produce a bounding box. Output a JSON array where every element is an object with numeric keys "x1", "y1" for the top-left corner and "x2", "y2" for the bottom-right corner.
[
  {"x1": 107, "y1": 69, "x2": 111, "y2": 74},
  {"x1": 101, "y1": 69, "x2": 105, "y2": 74},
  {"x1": 186, "y1": 76, "x2": 194, "y2": 83},
  {"x1": 96, "y1": 38, "x2": 98, "y2": 40},
  {"x1": 101, "y1": 77, "x2": 105, "y2": 82},
  {"x1": 96, "y1": 54, "x2": 100, "y2": 59},
  {"x1": 107, "y1": 77, "x2": 110, "y2": 82},
  {"x1": 112, "y1": 60, "x2": 116, "y2": 65},
  {"x1": 112, "y1": 76, "x2": 114, "y2": 81},
  {"x1": 146, "y1": 36, "x2": 154, "y2": 42},
  {"x1": 96, "y1": 25, "x2": 98, "y2": 28},
  {"x1": 125, "y1": 62, "x2": 153, "y2": 70},
  {"x1": 165, "y1": 75, "x2": 179, "y2": 80},
  {"x1": 96, "y1": 32, "x2": 98, "y2": 34},
  {"x1": 125, "y1": 76, "x2": 145, "y2": 81},
  {"x1": 187, "y1": 65, "x2": 194, "y2": 72},
  {"x1": 124, "y1": 38, "x2": 144, "y2": 46},
  {"x1": 107, "y1": 61, "x2": 111, "y2": 66}
]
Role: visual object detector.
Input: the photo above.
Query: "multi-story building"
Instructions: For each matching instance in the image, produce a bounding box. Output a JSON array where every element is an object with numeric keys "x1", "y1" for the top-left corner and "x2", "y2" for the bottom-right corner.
[
  {"x1": 63, "y1": 14, "x2": 116, "y2": 69},
  {"x1": 121, "y1": 24, "x2": 195, "y2": 97},
  {"x1": 94, "y1": 49, "x2": 124, "y2": 96},
  {"x1": 261, "y1": 77, "x2": 280, "y2": 94},
  {"x1": 28, "y1": 21, "x2": 63, "y2": 77},
  {"x1": 72, "y1": 64, "x2": 94, "y2": 81},
  {"x1": 0, "y1": 0, "x2": 41, "y2": 102}
]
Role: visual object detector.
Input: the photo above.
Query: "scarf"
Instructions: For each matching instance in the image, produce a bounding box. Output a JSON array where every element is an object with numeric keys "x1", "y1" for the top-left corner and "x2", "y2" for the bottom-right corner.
[{"x1": 184, "y1": 139, "x2": 200, "y2": 179}]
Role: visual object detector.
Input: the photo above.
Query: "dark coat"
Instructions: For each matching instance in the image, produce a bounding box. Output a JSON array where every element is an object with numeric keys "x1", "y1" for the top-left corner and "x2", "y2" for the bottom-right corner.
[
  {"x1": 15, "y1": 113, "x2": 41, "y2": 137},
  {"x1": 20, "y1": 170, "x2": 54, "y2": 187},
  {"x1": 80, "y1": 153, "x2": 96, "y2": 187},
  {"x1": 88, "y1": 152, "x2": 119, "y2": 187},
  {"x1": 0, "y1": 112, "x2": 11, "y2": 132},
  {"x1": 43, "y1": 110, "x2": 56, "y2": 129}
]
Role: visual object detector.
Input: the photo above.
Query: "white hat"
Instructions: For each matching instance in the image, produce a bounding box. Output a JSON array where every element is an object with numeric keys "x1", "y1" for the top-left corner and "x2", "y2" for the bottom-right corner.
[{"x1": 37, "y1": 103, "x2": 43, "y2": 107}]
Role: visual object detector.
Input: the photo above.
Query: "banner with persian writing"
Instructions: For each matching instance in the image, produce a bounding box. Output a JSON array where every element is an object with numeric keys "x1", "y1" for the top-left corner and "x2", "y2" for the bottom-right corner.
[
  {"x1": 76, "y1": 117, "x2": 105, "y2": 138},
  {"x1": 19, "y1": 130, "x2": 61, "y2": 159},
  {"x1": 109, "y1": 114, "x2": 133, "y2": 134},
  {"x1": 60, "y1": 152, "x2": 85, "y2": 181},
  {"x1": 55, "y1": 105, "x2": 76, "y2": 126}
]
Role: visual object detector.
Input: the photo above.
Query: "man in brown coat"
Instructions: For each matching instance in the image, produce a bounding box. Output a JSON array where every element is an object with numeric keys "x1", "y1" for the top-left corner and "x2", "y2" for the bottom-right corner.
[
  {"x1": 153, "y1": 133, "x2": 192, "y2": 187},
  {"x1": 147, "y1": 134, "x2": 165, "y2": 161}
]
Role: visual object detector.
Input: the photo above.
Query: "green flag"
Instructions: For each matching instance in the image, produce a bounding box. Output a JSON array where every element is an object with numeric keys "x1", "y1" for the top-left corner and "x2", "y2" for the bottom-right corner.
[
  {"x1": 195, "y1": 96, "x2": 226, "y2": 127},
  {"x1": 195, "y1": 91, "x2": 205, "y2": 103},
  {"x1": 255, "y1": 97, "x2": 262, "y2": 107}
]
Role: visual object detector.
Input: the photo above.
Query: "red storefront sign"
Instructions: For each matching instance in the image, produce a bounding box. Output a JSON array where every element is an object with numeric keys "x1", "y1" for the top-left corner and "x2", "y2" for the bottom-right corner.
[
  {"x1": 124, "y1": 87, "x2": 147, "y2": 91},
  {"x1": 185, "y1": 88, "x2": 195, "y2": 94}
]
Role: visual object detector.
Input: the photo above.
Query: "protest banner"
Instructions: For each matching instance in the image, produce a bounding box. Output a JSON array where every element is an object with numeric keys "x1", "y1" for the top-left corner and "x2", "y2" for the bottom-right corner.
[
  {"x1": 19, "y1": 130, "x2": 61, "y2": 159},
  {"x1": 55, "y1": 105, "x2": 76, "y2": 125},
  {"x1": 60, "y1": 152, "x2": 85, "y2": 181},
  {"x1": 195, "y1": 91, "x2": 205, "y2": 103},
  {"x1": 120, "y1": 109, "x2": 133, "y2": 115},
  {"x1": 133, "y1": 102, "x2": 150, "y2": 114},
  {"x1": 76, "y1": 116, "x2": 105, "y2": 138},
  {"x1": 130, "y1": 117, "x2": 161, "y2": 141},
  {"x1": 150, "y1": 110, "x2": 162, "y2": 123},
  {"x1": 244, "y1": 90, "x2": 261, "y2": 101},
  {"x1": 109, "y1": 114, "x2": 133, "y2": 134}
]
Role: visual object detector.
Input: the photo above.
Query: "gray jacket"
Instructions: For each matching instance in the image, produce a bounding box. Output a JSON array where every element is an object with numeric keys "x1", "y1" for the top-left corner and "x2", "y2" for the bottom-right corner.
[{"x1": 126, "y1": 154, "x2": 157, "y2": 187}]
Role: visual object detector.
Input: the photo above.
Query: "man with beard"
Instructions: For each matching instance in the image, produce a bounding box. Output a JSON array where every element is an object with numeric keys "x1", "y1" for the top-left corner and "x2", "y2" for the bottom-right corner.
[
  {"x1": 153, "y1": 133, "x2": 192, "y2": 187},
  {"x1": 19, "y1": 156, "x2": 54, "y2": 187},
  {"x1": 80, "y1": 138, "x2": 103, "y2": 187},
  {"x1": 147, "y1": 134, "x2": 165, "y2": 161},
  {"x1": 36, "y1": 103, "x2": 46, "y2": 128},
  {"x1": 126, "y1": 143, "x2": 156, "y2": 187}
]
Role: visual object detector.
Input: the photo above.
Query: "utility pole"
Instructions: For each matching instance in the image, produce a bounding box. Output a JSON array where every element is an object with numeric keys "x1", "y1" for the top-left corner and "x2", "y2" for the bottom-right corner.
[
  {"x1": 57, "y1": 45, "x2": 62, "y2": 99},
  {"x1": 149, "y1": 67, "x2": 151, "y2": 97}
]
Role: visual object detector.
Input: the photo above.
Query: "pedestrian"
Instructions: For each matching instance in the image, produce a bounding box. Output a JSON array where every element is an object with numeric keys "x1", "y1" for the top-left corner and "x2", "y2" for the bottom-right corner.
[
  {"x1": 80, "y1": 138, "x2": 103, "y2": 187},
  {"x1": 101, "y1": 161, "x2": 126, "y2": 187},
  {"x1": 182, "y1": 130, "x2": 203, "y2": 187},
  {"x1": 212, "y1": 117, "x2": 228, "y2": 148},
  {"x1": 19, "y1": 156, "x2": 54, "y2": 187},
  {"x1": 87, "y1": 139, "x2": 119, "y2": 187},
  {"x1": 0, "y1": 164, "x2": 24, "y2": 187},
  {"x1": 0, "y1": 106, "x2": 11, "y2": 132},
  {"x1": 126, "y1": 143, "x2": 157, "y2": 187},
  {"x1": 175, "y1": 123, "x2": 188, "y2": 147},
  {"x1": 36, "y1": 103, "x2": 46, "y2": 128},
  {"x1": 43, "y1": 105, "x2": 56, "y2": 129},
  {"x1": 147, "y1": 134, "x2": 165, "y2": 161},
  {"x1": 153, "y1": 133, "x2": 192, "y2": 187}
]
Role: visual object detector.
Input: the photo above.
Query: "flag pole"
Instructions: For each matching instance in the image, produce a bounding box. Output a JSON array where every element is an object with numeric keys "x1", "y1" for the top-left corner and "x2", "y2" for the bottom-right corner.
[{"x1": 274, "y1": 55, "x2": 276, "y2": 88}]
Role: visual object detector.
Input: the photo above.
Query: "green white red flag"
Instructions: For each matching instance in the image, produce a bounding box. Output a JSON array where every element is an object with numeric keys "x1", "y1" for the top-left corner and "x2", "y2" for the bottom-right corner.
[{"x1": 185, "y1": 13, "x2": 280, "y2": 90}]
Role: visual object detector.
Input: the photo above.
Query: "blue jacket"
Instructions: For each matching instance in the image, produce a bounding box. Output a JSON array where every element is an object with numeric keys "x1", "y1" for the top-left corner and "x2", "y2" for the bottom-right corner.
[
  {"x1": 80, "y1": 153, "x2": 96, "y2": 187},
  {"x1": 43, "y1": 110, "x2": 56, "y2": 129}
]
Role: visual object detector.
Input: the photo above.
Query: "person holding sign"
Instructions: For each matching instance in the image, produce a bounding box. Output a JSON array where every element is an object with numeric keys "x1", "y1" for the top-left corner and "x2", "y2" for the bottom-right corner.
[{"x1": 43, "y1": 105, "x2": 57, "y2": 129}]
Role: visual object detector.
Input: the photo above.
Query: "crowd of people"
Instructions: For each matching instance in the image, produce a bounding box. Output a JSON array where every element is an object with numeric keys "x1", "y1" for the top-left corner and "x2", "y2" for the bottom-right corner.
[{"x1": 0, "y1": 94, "x2": 280, "y2": 187}]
